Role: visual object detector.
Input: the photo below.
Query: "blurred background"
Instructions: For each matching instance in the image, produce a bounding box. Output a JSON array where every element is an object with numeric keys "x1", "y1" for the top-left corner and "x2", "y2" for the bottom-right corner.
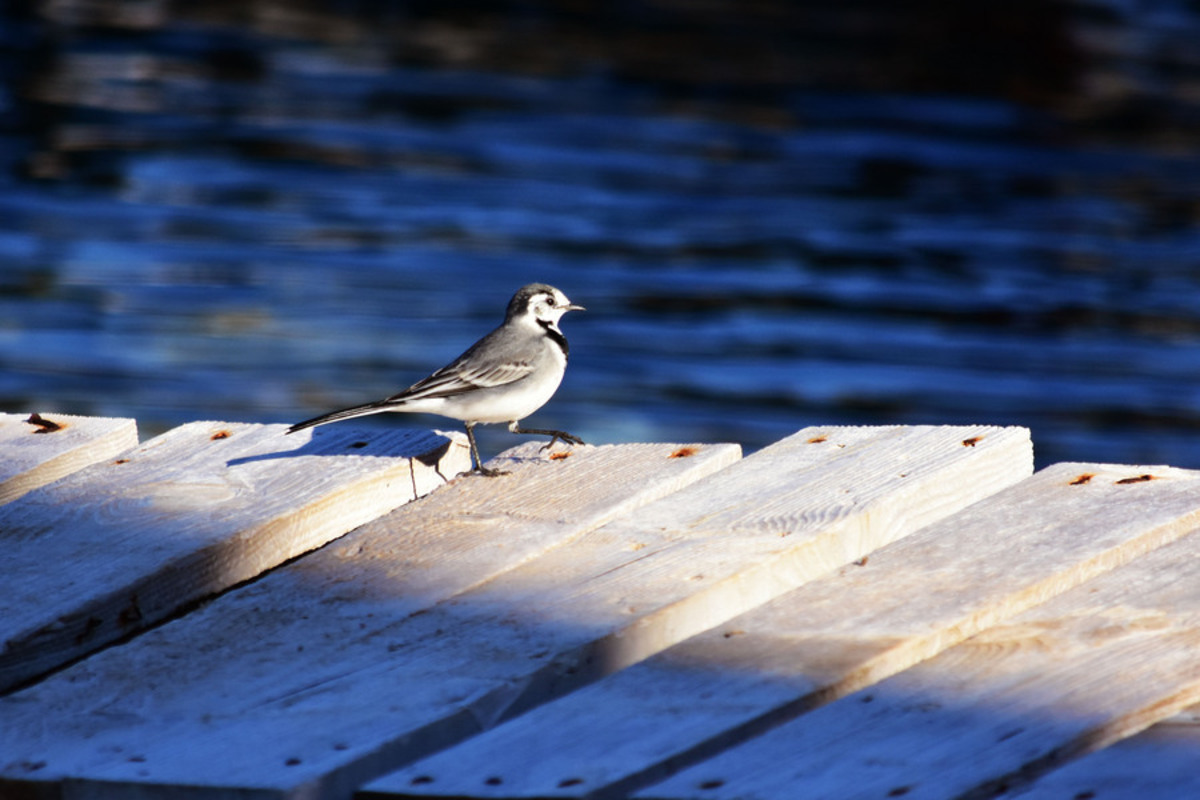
[{"x1": 2, "y1": 0, "x2": 1199, "y2": 467}]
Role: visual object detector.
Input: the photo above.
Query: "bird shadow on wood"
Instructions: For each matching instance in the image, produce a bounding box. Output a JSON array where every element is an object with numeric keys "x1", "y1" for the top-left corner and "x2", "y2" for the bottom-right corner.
[{"x1": 224, "y1": 426, "x2": 463, "y2": 472}]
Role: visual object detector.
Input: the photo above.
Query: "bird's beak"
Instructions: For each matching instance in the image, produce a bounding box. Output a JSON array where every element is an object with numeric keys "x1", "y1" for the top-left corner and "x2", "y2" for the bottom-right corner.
[{"x1": 566, "y1": 302, "x2": 585, "y2": 312}]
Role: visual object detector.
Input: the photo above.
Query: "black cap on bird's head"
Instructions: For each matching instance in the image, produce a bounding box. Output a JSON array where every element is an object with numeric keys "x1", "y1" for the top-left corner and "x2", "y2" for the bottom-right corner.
[{"x1": 505, "y1": 283, "x2": 584, "y2": 321}]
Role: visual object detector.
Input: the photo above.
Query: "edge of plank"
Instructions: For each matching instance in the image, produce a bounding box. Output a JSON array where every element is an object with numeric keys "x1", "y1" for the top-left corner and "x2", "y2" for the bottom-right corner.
[{"x1": 0, "y1": 412, "x2": 138, "y2": 506}]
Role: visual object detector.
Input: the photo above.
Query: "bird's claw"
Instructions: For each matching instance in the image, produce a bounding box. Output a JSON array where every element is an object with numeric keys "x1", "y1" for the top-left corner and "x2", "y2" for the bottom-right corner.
[
  {"x1": 539, "y1": 431, "x2": 585, "y2": 452},
  {"x1": 474, "y1": 465, "x2": 510, "y2": 478}
]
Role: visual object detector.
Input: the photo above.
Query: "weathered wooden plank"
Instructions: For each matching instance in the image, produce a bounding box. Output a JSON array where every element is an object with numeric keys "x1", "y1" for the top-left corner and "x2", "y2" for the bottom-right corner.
[
  {"x1": 0, "y1": 421, "x2": 469, "y2": 693},
  {"x1": 310, "y1": 440, "x2": 743, "y2": 614},
  {"x1": 1015, "y1": 704, "x2": 1200, "y2": 800},
  {"x1": 0, "y1": 439, "x2": 742, "y2": 799},
  {"x1": 0, "y1": 412, "x2": 137, "y2": 505},
  {"x1": 637, "y1": 484, "x2": 1200, "y2": 800},
  {"x1": 365, "y1": 461, "x2": 1200, "y2": 799},
  {"x1": 0, "y1": 425, "x2": 1030, "y2": 800}
]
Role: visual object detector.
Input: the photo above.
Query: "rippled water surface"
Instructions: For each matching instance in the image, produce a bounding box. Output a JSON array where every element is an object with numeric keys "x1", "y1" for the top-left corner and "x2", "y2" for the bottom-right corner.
[{"x1": 3, "y1": 1, "x2": 1200, "y2": 467}]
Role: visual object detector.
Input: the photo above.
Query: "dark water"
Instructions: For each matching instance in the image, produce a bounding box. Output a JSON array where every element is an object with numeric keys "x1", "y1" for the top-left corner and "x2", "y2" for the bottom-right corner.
[{"x1": 3, "y1": 1, "x2": 1200, "y2": 468}]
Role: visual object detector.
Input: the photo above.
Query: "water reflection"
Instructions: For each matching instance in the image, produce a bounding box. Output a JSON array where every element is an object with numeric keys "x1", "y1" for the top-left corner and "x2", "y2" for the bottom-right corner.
[{"x1": 2, "y1": 1, "x2": 1199, "y2": 467}]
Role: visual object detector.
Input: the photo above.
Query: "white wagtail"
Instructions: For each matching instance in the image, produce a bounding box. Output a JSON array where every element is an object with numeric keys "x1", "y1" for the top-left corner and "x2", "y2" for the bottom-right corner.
[{"x1": 288, "y1": 283, "x2": 585, "y2": 476}]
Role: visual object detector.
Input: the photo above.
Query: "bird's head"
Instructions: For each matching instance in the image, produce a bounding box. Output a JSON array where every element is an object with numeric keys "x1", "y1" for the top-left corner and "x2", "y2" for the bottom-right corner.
[{"x1": 508, "y1": 283, "x2": 585, "y2": 327}]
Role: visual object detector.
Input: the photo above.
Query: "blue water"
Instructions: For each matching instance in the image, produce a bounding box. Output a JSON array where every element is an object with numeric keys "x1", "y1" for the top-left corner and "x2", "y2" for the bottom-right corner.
[{"x1": 3, "y1": 3, "x2": 1200, "y2": 468}]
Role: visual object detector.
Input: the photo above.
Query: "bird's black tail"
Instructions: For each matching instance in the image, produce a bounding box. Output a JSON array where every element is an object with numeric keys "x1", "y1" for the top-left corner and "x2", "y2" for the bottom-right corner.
[{"x1": 286, "y1": 400, "x2": 397, "y2": 434}]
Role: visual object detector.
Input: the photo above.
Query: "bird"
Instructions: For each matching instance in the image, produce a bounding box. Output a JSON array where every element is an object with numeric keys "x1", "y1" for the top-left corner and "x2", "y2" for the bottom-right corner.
[{"x1": 287, "y1": 283, "x2": 586, "y2": 477}]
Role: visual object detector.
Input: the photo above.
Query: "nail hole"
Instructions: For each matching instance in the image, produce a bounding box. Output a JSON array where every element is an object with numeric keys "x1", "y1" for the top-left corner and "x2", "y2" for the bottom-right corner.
[
  {"x1": 285, "y1": 757, "x2": 301, "y2": 766},
  {"x1": 1069, "y1": 473, "x2": 1094, "y2": 486},
  {"x1": 669, "y1": 447, "x2": 698, "y2": 458},
  {"x1": 349, "y1": 441, "x2": 369, "y2": 449},
  {"x1": 549, "y1": 451, "x2": 571, "y2": 460},
  {"x1": 26, "y1": 413, "x2": 64, "y2": 433},
  {"x1": 117, "y1": 594, "x2": 142, "y2": 627},
  {"x1": 410, "y1": 775, "x2": 434, "y2": 785},
  {"x1": 558, "y1": 778, "x2": 584, "y2": 787},
  {"x1": 1115, "y1": 474, "x2": 1155, "y2": 484},
  {"x1": 807, "y1": 435, "x2": 828, "y2": 443},
  {"x1": 73, "y1": 616, "x2": 102, "y2": 645},
  {"x1": 997, "y1": 727, "x2": 1024, "y2": 742},
  {"x1": 485, "y1": 777, "x2": 503, "y2": 786},
  {"x1": 699, "y1": 779, "x2": 725, "y2": 790},
  {"x1": 888, "y1": 787, "x2": 911, "y2": 797},
  {"x1": 210, "y1": 430, "x2": 231, "y2": 440},
  {"x1": 961, "y1": 436, "x2": 983, "y2": 447}
]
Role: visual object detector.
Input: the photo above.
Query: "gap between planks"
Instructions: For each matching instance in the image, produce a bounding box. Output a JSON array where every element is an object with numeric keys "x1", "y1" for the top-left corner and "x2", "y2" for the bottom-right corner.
[
  {"x1": 637, "y1": 466, "x2": 1200, "y2": 800},
  {"x1": 1011, "y1": 703, "x2": 1200, "y2": 800},
  {"x1": 0, "y1": 437, "x2": 742, "y2": 798},
  {"x1": 366, "y1": 461, "x2": 1200, "y2": 799},
  {"x1": 0, "y1": 421, "x2": 469, "y2": 693}
]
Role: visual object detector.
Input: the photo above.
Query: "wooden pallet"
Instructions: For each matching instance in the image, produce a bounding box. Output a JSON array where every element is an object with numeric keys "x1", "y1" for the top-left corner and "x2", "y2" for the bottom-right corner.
[{"x1": 1, "y1": 415, "x2": 1196, "y2": 799}]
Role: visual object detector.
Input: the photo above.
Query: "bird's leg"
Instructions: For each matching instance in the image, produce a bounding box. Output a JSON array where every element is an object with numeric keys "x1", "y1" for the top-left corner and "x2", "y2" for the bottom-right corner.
[
  {"x1": 464, "y1": 422, "x2": 508, "y2": 477},
  {"x1": 507, "y1": 420, "x2": 586, "y2": 452}
]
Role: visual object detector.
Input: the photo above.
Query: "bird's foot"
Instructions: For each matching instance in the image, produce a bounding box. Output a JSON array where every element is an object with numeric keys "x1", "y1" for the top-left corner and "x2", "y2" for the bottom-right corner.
[
  {"x1": 473, "y1": 465, "x2": 510, "y2": 478},
  {"x1": 539, "y1": 430, "x2": 586, "y2": 452},
  {"x1": 507, "y1": 422, "x2": 585, "y2": 453}
]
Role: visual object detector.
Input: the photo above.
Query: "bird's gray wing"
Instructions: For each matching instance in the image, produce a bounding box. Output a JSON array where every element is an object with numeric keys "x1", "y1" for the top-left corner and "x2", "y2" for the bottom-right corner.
[
  {"x1": 390, "y1": 358, "x2": 535, "y2": 401},
  {"x1": 385, "y1": 327, "x2": 539, "y2": 402}
]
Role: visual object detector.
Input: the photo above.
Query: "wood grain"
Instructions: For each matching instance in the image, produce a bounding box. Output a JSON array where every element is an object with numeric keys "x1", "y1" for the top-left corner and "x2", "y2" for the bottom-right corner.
[
  {"x1": 0, "y1": 425, "x2": 1029, "y2": 800},
  {"x1": 639, "y1": 473, "x2": 1200, "y2": 800},
  {"x1": 0, "y1": 421, "x2": 468, "y2": 692},
  {"x1": 367, "y1": 461, "x2": 1200, "y2": 799},
  {"x1": 0, "y1": 412, "x2": 137, "y2": 505}
]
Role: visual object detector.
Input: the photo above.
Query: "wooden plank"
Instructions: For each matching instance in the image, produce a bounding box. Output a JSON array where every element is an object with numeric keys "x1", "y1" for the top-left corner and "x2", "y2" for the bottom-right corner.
[
  {"x1": 365, "y1": 461, "x2": 1200, "y2": 800},
  {"x1": 1016, "y1": 704, "x2": 1200, "y2": 800},
  {"x1": 0, "y1": 421, "x2": 469, "y2": 693},
  {"x1": 0, "y1": 439, "x2": 742, "y2": 799},
  {"x1": 637, "y1": 488, "x2": 1200, "y2": 800},
  {"x1": 0, "y1": 412, "x2": 137, "y2": 505},
  {"x1": 0, "y1": 425, "x2": 1030, "y2": 800}
]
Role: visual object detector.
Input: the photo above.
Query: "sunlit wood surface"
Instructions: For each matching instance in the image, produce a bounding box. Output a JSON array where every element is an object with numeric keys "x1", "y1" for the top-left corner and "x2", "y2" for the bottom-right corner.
[{"x1": 1, "y1": 418, "x2": 1196, "y2": 799}]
